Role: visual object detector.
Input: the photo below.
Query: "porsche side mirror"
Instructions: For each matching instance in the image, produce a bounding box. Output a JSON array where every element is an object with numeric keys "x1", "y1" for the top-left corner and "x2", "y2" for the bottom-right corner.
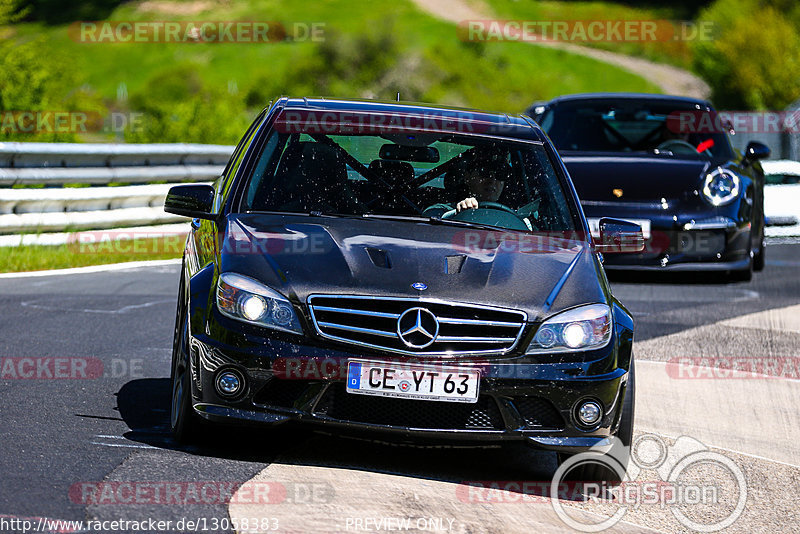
[{"x1": 744, "y1": 141, "x2": 770, "y2": 161}]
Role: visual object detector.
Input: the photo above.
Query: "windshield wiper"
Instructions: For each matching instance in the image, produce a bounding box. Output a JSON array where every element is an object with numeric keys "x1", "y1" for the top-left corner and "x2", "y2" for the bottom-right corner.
[
  {"x1": 362, "y1": 213, "x2": 510, "y2": 232},
  {"x1": 257, "y1": 211, "x2": 516, "y2": 233},
  {"x1": 244, "y1": 210, "x2": 350, "y2": 218},
  {"x1": 427, "y1": 216, "x2": 512, "y2": 232},
  {"x1": 360, "y1": 214, "x2": 429, "y2": 222}
]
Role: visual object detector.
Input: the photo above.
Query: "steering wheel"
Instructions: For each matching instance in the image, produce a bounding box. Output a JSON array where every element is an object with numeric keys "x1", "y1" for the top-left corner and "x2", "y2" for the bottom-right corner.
[
  {"x1": 441, "y1": 201, "x2": 515, "y2": 218},
  {"x1": 442, "y1": 201, "x2": 530, "y2": 231},
  {"x1": 656, "y1": 140, "x2": 698, "y2": 155}
]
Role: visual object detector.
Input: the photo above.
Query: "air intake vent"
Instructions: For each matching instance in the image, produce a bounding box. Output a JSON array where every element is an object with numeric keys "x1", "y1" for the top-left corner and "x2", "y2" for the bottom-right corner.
[
  {"x1": 314, "y1": 383, "x2": 504, "y2": 430},
  {"x1": 366, "y1": 247, "x2": 391, "y2": 269},
  {"x1": 445, "y1": 255, "x2": 466, "y2": 274},
  {"x1": 513, "y1": 396, "x2": 564, "y2": 430}
]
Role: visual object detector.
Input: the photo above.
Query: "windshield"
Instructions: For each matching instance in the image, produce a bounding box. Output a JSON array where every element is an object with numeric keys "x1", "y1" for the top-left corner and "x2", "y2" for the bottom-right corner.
[
  {"x1": 539, "y1": 100, "x2": 736, "y2": 162},
  {"x1": 241, "y1": 123, "x2": 577, "y2": 233}
]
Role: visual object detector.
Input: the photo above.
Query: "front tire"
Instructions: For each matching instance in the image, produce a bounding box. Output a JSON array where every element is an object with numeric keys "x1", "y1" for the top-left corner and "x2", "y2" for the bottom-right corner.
[
  {"x1": 170, "y1": 284, "x2": 203, "y2": 444},
  {"x1": 753, "y1": 234, "x2": 765, "y2": 272},
  {"x1": 729, "y1": 234, "x2": 754, "y2": 282},
  {"x1": 557, "y1": 361, "x2": 635, "y2": 482}
]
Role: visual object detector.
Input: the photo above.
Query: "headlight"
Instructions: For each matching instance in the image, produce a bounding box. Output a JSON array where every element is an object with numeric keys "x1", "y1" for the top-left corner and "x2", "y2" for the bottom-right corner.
[
  {"x1": 702, "y1": 168, "x2": 740, "y2": 206},
  {"x1": 216, "y1": 272, "x2": 303, "y2": 334},
  {"x1": 526, "y1": 304, "x2": 611, "y2": 354}
]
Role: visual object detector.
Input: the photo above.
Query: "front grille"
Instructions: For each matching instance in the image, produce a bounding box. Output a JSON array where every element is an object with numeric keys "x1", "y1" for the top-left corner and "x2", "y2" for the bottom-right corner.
[
  {"x1": 513, "y1": 396, "x2": 564, "y2": 430},
  {"x1": 307, "y1": 295, "x2": 526, "y2": 355},
  {"x1": 314, "y1": 383, "x2": 504, "y2": 431}
]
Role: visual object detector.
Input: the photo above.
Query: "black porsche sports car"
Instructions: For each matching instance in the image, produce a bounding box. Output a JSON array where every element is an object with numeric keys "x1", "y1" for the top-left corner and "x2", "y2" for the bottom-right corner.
[
  {"x1": 164, "y1": 97, "x2": 642, "y2": 476},
  {"x1": 528, "y1": 93, "x2": 770, "y2": 281}
]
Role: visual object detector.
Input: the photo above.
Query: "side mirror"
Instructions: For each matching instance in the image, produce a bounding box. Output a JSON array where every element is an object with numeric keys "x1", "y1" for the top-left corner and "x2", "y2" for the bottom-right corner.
[
  {"x1": 744, "y1": 141, "x2": 770, "y2": 161},
  {"x1": 164, "y1": 184, "x2": 215, "y2": 219},
  {"x1": 526, "y1": 103, "x2": 547, "y2": 123},
  {"x1": 596, "y1": 218, "x2": 645, "y2": 254}
]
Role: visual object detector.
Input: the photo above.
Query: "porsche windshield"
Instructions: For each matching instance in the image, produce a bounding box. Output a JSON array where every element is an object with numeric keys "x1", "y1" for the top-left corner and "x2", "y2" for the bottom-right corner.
[
  {"x1": 539, "y1": 100, "x2": 736, "y2": 161},
  {"x1": 241, "y1": 129, "x2": 577, "y2": 233}
]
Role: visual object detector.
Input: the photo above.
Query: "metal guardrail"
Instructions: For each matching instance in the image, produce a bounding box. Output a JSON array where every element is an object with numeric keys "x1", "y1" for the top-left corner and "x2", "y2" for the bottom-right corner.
[
  {"x1": 0, "y1": 165, "x2": 225, "y2": 186},
  {"x1": 0, "y1": 142, "x2": 234, "y2": 239},
  {"x1": 0, "y1": 142, "x2": 233, "y2": 168}
]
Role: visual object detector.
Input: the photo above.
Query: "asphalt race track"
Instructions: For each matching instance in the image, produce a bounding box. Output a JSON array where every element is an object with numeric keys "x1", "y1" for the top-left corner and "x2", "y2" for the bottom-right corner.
[{"x1": 1, "y1": 244, "x2": 799, "y2": 533}]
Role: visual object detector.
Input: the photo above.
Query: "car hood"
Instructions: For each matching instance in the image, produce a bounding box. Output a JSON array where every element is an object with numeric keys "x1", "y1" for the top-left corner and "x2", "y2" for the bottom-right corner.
[
  {"x1": 220, "y1": 214, "x2": 605, "y2": 320},
  {"x1": 561, "y1": 153, "x2": 711, "y2": 202}
]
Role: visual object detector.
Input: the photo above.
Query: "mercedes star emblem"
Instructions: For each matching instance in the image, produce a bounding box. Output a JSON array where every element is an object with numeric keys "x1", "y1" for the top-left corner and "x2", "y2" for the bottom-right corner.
[{"x1": 396, "y1": 307, "x2": 440, "y2": 349}]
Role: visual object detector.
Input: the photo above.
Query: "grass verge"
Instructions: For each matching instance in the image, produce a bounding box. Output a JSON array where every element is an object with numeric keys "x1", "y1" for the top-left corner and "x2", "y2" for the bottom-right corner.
[
  {"x1": 1, "y1": 236, "x2": 184, "y2": 272},
  {"x1": 481, "y1": 0, "x2": 695, "y2": 69}
]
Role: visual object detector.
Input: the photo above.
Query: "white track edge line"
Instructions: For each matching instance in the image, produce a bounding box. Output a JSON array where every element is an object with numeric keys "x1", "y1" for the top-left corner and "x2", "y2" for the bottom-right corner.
[{"x1": 0, "y1": 258, "x2": 182, "y2": 278}]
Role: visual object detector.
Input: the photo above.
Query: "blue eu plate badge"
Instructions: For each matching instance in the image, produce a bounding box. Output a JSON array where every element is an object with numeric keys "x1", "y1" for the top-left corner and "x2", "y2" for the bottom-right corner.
[{"x1": 347, "y1": 362, "x2": 362, "y2": 389}]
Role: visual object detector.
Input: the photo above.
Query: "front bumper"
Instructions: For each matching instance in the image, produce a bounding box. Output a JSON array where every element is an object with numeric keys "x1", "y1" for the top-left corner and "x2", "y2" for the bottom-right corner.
[
  {"x1": 587, "y1": 208, "x2": 752, "y2": 270},
  {"x1": 182, "y1": 262, "x2": 635, "y2": 452},
  {"x1": 186, "y1": 331, "x2": 631, "y2": 451},
  {"x1": 603, "y1": 258, "x2": 750, "y2": 272}
]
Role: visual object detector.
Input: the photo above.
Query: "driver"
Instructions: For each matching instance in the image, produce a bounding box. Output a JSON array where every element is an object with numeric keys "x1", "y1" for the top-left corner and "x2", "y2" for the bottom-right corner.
[
  {"x1": 454, "y1": 165, "x2": 506, "y2": 212},
  {"x1": 423, "y1": 151, "x2": 535, "y2": 231},
  {"x1": 423, "y1": 151, "x2": 509, "y2": 216}
]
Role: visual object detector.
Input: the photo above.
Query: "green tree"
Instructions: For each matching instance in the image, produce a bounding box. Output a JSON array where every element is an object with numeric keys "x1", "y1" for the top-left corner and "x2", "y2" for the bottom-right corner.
[
  {"x1": 11, "y1": 0, "x2": 120, "y2": 24},
  {"x1": 0, "y1": 0, "x2": 28, "y2": 24},
  {"x1": 126, "y1": 65, "x2": 250, "y2": 145},
  {"x1": 694, "y1": 0, "x2": 800, "y2": 109},
  {"x1": 0, "y1": 36, "x2": 104, "y2": 141}
]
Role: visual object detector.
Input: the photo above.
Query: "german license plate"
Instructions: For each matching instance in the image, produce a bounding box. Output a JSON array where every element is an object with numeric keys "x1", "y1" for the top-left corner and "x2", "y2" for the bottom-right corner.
[{"x1": 346, "y1": 360, "x2": 480, "y2": 403}]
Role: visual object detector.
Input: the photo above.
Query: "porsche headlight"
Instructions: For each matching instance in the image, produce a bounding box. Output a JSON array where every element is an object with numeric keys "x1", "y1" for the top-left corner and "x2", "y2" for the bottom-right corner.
[
  {"x1": 702, "y1": 168, "x2": 740, "y2": 206},
  {"x1": 216, "y1": 272, "x2": 302, "y2": 334},
  {"x1": 526, "y1": 304, "x2": 611, "y2": 354}
]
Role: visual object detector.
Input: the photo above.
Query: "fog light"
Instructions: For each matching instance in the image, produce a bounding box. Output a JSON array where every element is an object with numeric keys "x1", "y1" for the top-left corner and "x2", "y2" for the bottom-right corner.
[
  {"x1": 577, "y1": 400, "x2": 602, "y2": 426},
  {"x1": 216, "y1": 370, "x2": 243, "y2": 397}
]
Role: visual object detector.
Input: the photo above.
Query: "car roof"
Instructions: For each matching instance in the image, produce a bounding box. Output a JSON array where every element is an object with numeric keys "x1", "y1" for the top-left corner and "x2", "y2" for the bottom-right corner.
[
  {"x1": 271, "y1": 97, "x2": 545, "y2": 141},
  {"x1": 544, "y1": 92, "x2": 713, "y2": 108}
]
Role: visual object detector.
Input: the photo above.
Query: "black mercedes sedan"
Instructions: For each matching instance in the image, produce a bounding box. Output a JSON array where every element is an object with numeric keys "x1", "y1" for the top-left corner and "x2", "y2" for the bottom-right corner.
[
  {"x1": 164, "y1": 97, "x2": 641, "y2": 477},
  {"x1": 528, "y1": 93, "x2": 770, "y2": 281}
]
